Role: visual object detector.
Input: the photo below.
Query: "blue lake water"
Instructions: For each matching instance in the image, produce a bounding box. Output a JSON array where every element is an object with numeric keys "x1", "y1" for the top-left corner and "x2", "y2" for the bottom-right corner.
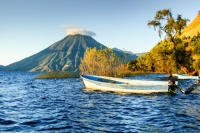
[{"x1": 0, "y1": 72, "x2": 199, "y2": 132}]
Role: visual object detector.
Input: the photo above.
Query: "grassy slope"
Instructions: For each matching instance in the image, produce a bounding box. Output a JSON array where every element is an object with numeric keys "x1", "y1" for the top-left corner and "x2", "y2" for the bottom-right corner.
[{"x1": 181, "y1": 12, "x2": 200, "y2": 37}]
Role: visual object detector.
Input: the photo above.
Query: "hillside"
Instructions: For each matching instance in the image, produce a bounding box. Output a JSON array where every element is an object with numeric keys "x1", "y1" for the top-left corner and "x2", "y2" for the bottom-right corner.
[
  {"x1": 4, "y1": 34, "x2": 137, "y2": 72},
  {"x1": 129, "y1": 11, "x2": 200, "y2": 75},
  {"x1": 181, "y1": 11, "x2": 200, "y2": 37}
]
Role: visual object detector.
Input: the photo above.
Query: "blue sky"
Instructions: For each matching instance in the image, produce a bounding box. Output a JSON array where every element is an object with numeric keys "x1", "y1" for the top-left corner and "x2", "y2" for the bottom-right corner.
[{"x1": 0, "y1": 0, "x2": 199, "y2": 65}]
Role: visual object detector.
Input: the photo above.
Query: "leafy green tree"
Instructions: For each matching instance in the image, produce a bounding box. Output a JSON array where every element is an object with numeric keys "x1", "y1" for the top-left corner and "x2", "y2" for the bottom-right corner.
[
  {"x1": 148, "y1": 9, "x2": 189, "y2": 42},
  {"x1": 148, "y1": 9, "x2": 190, "y2": 74}
]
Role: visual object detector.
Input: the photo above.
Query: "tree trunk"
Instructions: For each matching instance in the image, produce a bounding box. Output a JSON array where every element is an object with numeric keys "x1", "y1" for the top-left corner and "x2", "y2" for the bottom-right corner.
[
  {"x1": 179, "y1": 64, "x2": 200, "y2": 76},
  {"x1": 179, "y1": 64, "x2": 189, "y2": 74},
  {"x1": 190, "y1": 70, "x2": 200, "y2": 76}
]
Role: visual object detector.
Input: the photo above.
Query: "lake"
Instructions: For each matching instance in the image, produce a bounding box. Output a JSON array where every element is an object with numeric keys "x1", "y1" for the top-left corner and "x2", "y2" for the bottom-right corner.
[{"x1": 0, "y1": 72, "x2": 199, "y2": 132}]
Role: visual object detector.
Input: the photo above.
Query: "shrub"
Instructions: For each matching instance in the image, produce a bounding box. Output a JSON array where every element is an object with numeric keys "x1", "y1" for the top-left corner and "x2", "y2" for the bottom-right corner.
[
  {"x1": 79, "y1": 47, "x2": 128, "y2": 77},
  {"x1": 36, "y1": 71, "x2": 79, "y2": 79}
]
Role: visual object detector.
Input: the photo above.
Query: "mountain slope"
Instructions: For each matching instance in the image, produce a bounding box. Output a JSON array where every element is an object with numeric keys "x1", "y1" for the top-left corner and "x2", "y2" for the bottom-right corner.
[
  {"x1": 4, "y1": 34, "x2": 137, "y2": 72},
  {"x1": 181, "y1": 11, "x2": 200, "y2": 37}
]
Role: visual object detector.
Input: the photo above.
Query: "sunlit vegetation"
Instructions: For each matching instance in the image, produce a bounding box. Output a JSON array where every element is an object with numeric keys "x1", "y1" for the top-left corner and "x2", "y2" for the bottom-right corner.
[
  {"x1": 181, "y1": 11, "x2": 200, "y2": 37},
  {"x1": 36, "y1": 71, "x2": 79, "y2": 79},
  {"x1": 128, "y1": 34, "x2": 200, "y2": 75},
  {"x1": 79, "y1": 47, "x2": 136, "y2": 77},
  {"x1": 36, "y1": 47, "x2": 138, "y2": 78},
  {"x1": 36, "y1": 10, "x2": 200, "y2": 77},
  {"x1": 128, "y1": 9, "x2": 200, "y2": 75}
]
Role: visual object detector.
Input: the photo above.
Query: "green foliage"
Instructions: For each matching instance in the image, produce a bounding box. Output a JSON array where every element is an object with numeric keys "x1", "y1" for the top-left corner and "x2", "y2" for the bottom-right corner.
[
  {"x1": 128, "y1": 10, "x2": 200, "y2": 75},
  {"x1": 190, "y1": 34, "x2": 200, "y2": 70},
  {"x1": 79, "y1": 47, "x2": 134, "y2": 77},
  {"x1": 191, "y1": 34, "x2": 200, "y2": 54},
  {"x1": 142, "y1": 9, "x2": 199, "y2": 74},
  {"x1": 128, "y1": 34, "x2": 200, "y2": 74},
  {"x1": 148, "y1": 9, "x2": 189, "y2": 39}
]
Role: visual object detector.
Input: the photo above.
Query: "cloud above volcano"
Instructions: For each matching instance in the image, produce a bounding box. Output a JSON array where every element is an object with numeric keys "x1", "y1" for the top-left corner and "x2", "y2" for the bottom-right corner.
[{"x1": 63, "y1": 25, "x2": 96, "y2": 37}]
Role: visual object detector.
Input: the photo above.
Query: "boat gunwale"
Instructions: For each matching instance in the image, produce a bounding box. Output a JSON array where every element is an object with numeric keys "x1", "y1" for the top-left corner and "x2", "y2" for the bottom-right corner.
[
  {"x1": 172, "y1": 74, "x2": 199, "y2": 79},
  {"x1": 81, "y1": 75, "x2": 168, "y2": 86}
]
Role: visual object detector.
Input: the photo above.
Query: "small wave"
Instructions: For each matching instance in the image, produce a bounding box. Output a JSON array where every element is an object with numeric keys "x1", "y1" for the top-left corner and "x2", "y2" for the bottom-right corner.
[
  {"x1": 0, "y1": 72, "x2": 200, "y2": 132},
  {"x1": 38, "y1": 125, "x2": 73, "y2": 131},
  {"x1": 20, "y1": 120, "x2": 41, "y2": 126},
  {"x1": 0, "y1": 118, "x2": 16, "y2": 125}
]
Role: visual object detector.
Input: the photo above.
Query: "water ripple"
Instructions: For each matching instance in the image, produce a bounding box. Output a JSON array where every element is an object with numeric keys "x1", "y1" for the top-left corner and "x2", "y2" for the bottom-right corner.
[
  {"x1": 0, "y1": 72, "x2": 199, "y2": 132},
  {"x1": 0, "y1": 118, "x2": 16, "y2": 125}
]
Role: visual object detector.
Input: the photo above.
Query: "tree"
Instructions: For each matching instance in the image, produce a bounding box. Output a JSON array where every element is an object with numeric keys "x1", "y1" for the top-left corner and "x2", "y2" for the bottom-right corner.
[
  {"x1": 148, "y1": 9, "x2": 190, "y2": 74},
  {"x1": 191, "y1": 34, "x2": 200, "y2": 74},
  {"x1": 79, "y1": 47, "x2": 128, "y2": 77}
]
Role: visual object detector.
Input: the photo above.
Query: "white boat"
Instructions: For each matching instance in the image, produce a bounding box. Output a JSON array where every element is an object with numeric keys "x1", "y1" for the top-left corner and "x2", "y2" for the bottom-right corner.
[
  {"x1": 172, "y1": 74, "x2": 199, "y2": 80},
  {"x1": 81, "y1": 75, "x2": 169, "y2": 94}
]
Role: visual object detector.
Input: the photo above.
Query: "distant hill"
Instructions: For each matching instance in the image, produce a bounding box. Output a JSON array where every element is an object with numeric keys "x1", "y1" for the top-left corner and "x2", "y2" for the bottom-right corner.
[
  {"x1": 112, "y1": 48, "x2": 134, "y2": 54},
  {"x1": 4, "y1": 34, "x2": 137, "y2": 72},
  {"x1": 134, "y1": 52, "x2": 146, "y2": 57},
  {"x1": 112, "y1": 48, "x2": 145, "y2": 57}
]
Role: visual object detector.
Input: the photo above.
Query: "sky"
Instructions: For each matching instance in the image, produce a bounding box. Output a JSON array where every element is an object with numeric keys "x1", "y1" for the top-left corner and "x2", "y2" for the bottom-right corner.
[{"x1": 0, "y1": 0, "x2": 199, "y2": 66}]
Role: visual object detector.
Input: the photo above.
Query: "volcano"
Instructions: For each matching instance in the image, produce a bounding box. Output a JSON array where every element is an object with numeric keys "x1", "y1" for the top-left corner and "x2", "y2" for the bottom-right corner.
[{"x1": 4, "y1": 34, "x2": 137, "y2": 72}]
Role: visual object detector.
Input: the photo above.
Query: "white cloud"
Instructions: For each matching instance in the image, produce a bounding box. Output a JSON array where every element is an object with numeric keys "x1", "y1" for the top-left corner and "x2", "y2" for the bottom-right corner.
[{"x1": 62, "y1": 25, "x2": 96, "y2": 37}]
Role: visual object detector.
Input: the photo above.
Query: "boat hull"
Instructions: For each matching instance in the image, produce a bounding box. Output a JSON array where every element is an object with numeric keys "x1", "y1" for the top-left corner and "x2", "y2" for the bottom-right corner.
[
  {"x1": 172, "y1": 74, "x2": 199, "y2": 80},
  {"x1": 81, "y1": 75, "x2": 168, "y2": 94}
]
